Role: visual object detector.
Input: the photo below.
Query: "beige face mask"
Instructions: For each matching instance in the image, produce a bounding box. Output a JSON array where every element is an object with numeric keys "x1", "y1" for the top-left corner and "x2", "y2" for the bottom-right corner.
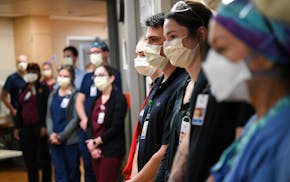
[
  {"x1": 42, "y1": 70, "x2": 52, "y2": 78},
  {"x1": 144, "y1": 44, "x2": 169, "y2": 70},
  {"x1": 57, "y1": 76, "x2": 71, "y2": 88},
  {"x1": 24, "y1": 73, "x2": 38, "y2": 83},
  {"x1": 94, "y1": 76, "x2": 110, "y2": 91},
  {"x1": 90, "y1": 53, "x2": 103, "y2": 67},
  {"x1": 17, "y1": 62, "x2": 28, "y2": 72},
  {"x1": 164, "y1": 38, "x2": 198, "y2": 68},
  {"x1": 63, "y1": 57, "x2": 73, "y2": 66},
  {"x1": 134, "y1": 57, "x2": 157, "y2": 76}
]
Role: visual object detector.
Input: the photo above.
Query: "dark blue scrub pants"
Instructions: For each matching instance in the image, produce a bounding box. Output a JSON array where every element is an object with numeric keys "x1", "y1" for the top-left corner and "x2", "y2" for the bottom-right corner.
[
  {"x1": 79, "y1": 129, "x2": 96, "y2": 182},
  {"x1": 51, "y1": 143, "x2": 80, "y2": 182}
]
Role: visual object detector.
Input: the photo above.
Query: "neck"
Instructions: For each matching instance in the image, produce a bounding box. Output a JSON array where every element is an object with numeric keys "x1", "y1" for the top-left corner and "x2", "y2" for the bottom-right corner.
[
  {"x1": 102, "y1": 85, "x2": 112, "y2": 96},
  {"x1": 249, "y1": 77, "x2": 290, "y2": 118},
  {"x1": 163, "y1": 63, "x2": 176, "y2": 81},
  {"x1": 18, "y1": 71, "x2": 25, "y2": 76},
  {"x1": 185, "y1": 56, "x2": 201, "y2": 83},
  {"x1": 151, "y1": 70, "x2": 162, "y2": 82},
  {"x1": 59, "y1": 86, "x2": 72, "y2": 95}
]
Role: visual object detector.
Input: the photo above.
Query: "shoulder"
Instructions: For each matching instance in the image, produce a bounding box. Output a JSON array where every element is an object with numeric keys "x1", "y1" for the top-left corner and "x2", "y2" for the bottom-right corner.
[{"x1": 5, "y1": 72, "x2": 18, "y2": 82}]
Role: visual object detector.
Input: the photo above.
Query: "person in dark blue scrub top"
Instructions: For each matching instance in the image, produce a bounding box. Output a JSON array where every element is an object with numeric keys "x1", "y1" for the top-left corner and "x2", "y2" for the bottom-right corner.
[
  {"x1": 1, "y1": 55, "x2": 27, "y2": 139},
  {"x1": 46, "y1": 65, "x2": 80, "y2": 182},
  {"x1": 75, "y1": 40, "x2": 122, "y2": 182}
]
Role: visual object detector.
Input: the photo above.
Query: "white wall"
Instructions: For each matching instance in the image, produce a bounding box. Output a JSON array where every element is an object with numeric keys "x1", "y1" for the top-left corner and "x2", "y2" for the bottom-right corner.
[{"x1": 0, "y1": 18, "x2": 16, "y2": 85}]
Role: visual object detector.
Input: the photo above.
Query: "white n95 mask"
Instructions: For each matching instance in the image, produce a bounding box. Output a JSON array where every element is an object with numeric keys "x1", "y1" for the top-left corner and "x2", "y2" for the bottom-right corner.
[
  {"x1": 202, "y1": 49, "x2": 252, "y2": 102},
  {"x1": 63, "y1": 57, "x2": 73, "y2": 66},
  {"x1": 144, "y1": 44, "x2": 169, "y2": 70},
  {"x1": 134, "y1": 57, "x2": 156, "y2": 76},
  {"x1": 164, "y1": 38, "x2": 198, "y2": 68},
  {"x1": 90, "y1": 53, "x2": 103, "y2": 67}
]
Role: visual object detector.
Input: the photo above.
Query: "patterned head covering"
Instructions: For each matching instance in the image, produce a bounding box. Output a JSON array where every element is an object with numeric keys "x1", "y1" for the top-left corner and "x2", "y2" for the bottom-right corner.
[{"x1": 214, "y1": 0, "x2": 290, "y2": 65}]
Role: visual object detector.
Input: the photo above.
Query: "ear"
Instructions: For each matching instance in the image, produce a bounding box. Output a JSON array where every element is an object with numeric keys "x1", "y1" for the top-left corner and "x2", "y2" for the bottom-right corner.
[
  {"x1": 103, "y1": 51, "x2": 110, "y2": 58},
  {"x1": 197, "y1": 26, "x2": 208, "y2": 42},
  {"x1": 109, "y1": 75, "x2": 115, "y2": 84},
  {"x1": 248, "y1": 54, "x2": 274, "y2": 72}
]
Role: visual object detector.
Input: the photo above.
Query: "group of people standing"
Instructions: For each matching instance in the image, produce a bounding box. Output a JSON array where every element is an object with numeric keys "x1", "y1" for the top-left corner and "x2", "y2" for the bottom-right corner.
[{"x1": 2, "y1": 41, "x2": 126, "y2": 182}]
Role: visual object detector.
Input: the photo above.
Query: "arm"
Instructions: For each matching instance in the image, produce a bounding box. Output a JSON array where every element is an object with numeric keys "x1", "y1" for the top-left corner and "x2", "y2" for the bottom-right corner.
[
  {"x1": 129, "y1": 144, "x2": 168, "y2": 182},
  {"x1": 1, "y1": 90, "x2": 16, "y2": 116},
  {"x1": 76, "y1": 92, "x2": 87, "y2": 130},
  {"x1": 131, "y1": 143, "x2": 139, "y2": 178},
  {"x1": 100, "y1": 94, "x2": 127, "y2": 143},
  {"x1": 45, "y1": 93, "x2": 54, "y2": 136},
  {"x1": 168, "y1": 132, "x2": 190, "y2": 182}
]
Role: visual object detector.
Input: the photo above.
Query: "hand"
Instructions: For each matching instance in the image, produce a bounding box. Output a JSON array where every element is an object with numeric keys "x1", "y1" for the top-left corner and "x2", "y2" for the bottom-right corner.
[
  {"x1": 40, "y1": 127, "x2": 47, "y2": 137},
  {"x1": 50, "y1": 133, "x2": 61, "y2": 145},
  {"x1": 10, "y1": 108, "x2": 17, "y2": 117},
  {"x1": 13, "y1": 129, "x2": 20, "y2": 140},
  {"x1": 79, "y1": 118, "x2": 88, "y2": 131},
  {"x1": 91, "y1": 148, "x2": 102, "y2": 159},
  {"x1": 86, "y1": 139, "x2": 95, "y2": 152}
]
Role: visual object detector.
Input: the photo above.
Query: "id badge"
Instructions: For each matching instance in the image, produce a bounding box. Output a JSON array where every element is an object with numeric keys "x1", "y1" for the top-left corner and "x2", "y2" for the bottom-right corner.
[
  {"x1": 60, "y1": 98, "x2": 69, "y2": 108},
  {"x1": 179, "y1": 116, "x2": 191, "y2": 144},
  {"x1": 97, "y1": 112, "x2": 105, "y2": 124},
  {"x1": 140, "y1": 121, "x2": 149, "y2": 140},
  {"x1": 90, "y1": 85, "x2": 97, "y2": 97},
  {"x1": 24, "y1": 91, "x2": 31, "y2": 101},
  {"x1": 192, "y1": 94, "x2": 209, "y2": 126}
]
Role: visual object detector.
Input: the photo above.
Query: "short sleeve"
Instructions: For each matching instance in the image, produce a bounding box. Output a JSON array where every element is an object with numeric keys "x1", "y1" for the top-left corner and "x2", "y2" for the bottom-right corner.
[
  {"x1": 79, "y1": 73, "x2": 91, "y2": 94},
  {"x1": 3, "y1": 75, "x2": 13, "y2": 92}
]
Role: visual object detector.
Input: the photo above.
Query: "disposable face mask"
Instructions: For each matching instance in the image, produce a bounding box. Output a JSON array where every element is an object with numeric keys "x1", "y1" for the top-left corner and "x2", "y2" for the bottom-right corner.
[
  {"x1": 17, "y1": 62, "x2": 28, "y2": 71},
  {"x1": 164, "y1": 38, "x2": 198, "y2": 68},
  {"x1": 94, "y1": 76, "x2": 110, "y2": 91},
  {"x1": 25, "y1": 73, "x2": 38, "y2": 83},
  {"x1": 57, "y1": 76, "x2": 71, "y2": 88},
  {"x1": 134, "y1": 57, "x2": 156, "y2": 76},
  {"x1": 90, "y1": 53, "x2": 103, "y2": 67},
  {"x1": 144, "y1": 44, "x2": 169, "y2": 70},
  {"x1": 202, "y1": 49, "x2": 252, "y2": 102},
  {"x1": 63, "y1": 57, "x2": 73, "y2": 66},
  {"x1": 42, "y1": 70, "x2": 52, "y2": 78}
]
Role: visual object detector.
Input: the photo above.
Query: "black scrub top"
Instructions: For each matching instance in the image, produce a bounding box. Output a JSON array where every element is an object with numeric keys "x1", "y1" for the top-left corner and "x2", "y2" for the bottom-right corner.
[{"x1": 137, "y1": 68, "x2": 188, "y2": 171}]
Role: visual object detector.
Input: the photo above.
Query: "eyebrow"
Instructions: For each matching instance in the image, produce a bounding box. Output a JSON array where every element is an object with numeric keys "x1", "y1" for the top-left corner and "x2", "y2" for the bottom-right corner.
[{"x1": 165, "y1": 30, "x2": 178, "y2": 36}]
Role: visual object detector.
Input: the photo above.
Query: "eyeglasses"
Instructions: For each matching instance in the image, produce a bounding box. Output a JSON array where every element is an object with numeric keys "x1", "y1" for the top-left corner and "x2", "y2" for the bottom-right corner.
[
  {"x1": 91, "y1": 74, "x2": 109, "y2": 79},
  {"x1": 170, "y1": 1, "x2": 204, "y2": 26},
  {"x1": 170, "y1": 1, "x2": 191, "y2": 13}
]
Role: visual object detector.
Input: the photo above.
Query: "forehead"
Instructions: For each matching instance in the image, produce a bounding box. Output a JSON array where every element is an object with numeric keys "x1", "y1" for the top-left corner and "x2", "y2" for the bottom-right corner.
[
  {"x1": 163, "y1": 19, "x2": 188, "y2": 34},
  {"x1": 43, "y1": 64, "x2": 51, "y2": 69},
  {"x1": 208, "y1": 20, "x2": 234, "y2": 46},
  {"x1": 90, "y1": 47, "x2": 103, "y2": 54},
  {"x1": 58, "y1": 69, "x2": 70, "y2": 75},
  {"x1": 17, "y1": 55, "x2": 28, "y2": 62},
  {"x1": 146, "y1": 26, "x2": 164, "y2": 39},
  {"x1": 63, "y1": 50, "x2": 73, "y2": 56},
  {"x1": 94, "y1": 66, "x2": 107, "y2": 74},
  {"x1": 135, "y1": 39, "x2": 146, "y2": 53}
]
